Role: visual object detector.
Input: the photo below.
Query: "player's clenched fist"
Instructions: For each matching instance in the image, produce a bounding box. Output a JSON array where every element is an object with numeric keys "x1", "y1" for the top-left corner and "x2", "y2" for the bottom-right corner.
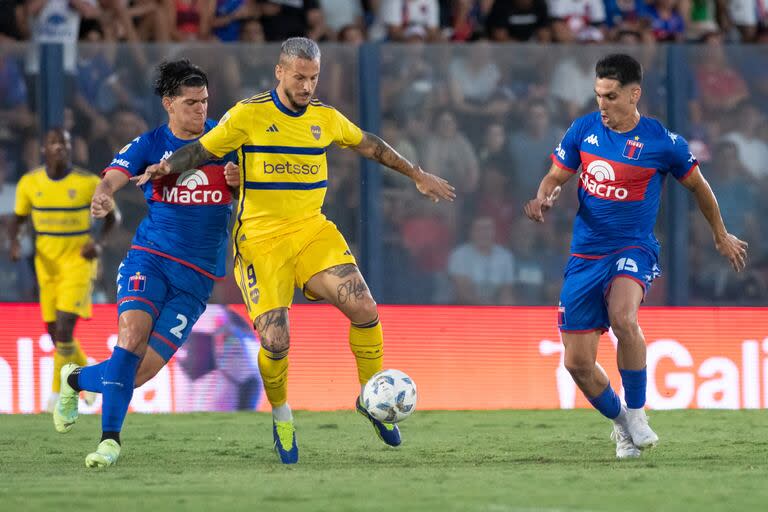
[
  {"x1": 224, "y1": 161, "x2": 240, "y2": 187},
  {"x1": 524, "y1": 186, "x2": 561, "y2": 223},
  {"x1": 91, "y1": 192, "x2": 115, "y2": 218}
]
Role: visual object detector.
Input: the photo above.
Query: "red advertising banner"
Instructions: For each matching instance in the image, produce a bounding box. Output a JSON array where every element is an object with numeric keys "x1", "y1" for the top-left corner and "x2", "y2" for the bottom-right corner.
[{"x1": 1, "y1": 304, "x2": 767, "y2": 413}]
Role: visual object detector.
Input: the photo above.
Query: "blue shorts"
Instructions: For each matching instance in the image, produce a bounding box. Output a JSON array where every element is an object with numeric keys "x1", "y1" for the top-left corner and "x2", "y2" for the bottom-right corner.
[
  {"x1": 116, "y1": 249, "x2": 214, "y2": 361},
  {"x1": 558, "y1": 247, "x2": 661, "y2": 332}
]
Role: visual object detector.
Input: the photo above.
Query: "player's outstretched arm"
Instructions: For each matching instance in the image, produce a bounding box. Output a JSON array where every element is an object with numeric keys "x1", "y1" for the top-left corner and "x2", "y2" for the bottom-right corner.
[
  {"x1": 91, "y1": 169, "x2": 129, "y2": 218},
  {"x1": 133, "y1": 141, "x2": 215, "y2": 186},
  {"x1": 681, "y1": 166, "x2": 748, "y2": 272},
  {"x1": 351, "y1": 131, "x2": 456, "y2": 203},
  {"x1": 524, "y1": 163, "x2": 573, "y2": 223}
]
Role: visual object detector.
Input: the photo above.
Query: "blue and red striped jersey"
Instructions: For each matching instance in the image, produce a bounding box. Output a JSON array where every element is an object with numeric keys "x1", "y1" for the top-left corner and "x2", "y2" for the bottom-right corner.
[
  {"x1": 552, "y1": 112, "x2": 698, "y2": 257},
  {"x1": 104, "y1": 120, "x2": 236, "y2": 279}
]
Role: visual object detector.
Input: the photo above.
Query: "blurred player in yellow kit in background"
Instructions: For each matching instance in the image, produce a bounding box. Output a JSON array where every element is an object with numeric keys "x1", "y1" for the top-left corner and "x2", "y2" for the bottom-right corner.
[{"x1": 8, "y1": 128, "x2": 119, "y2": 410}]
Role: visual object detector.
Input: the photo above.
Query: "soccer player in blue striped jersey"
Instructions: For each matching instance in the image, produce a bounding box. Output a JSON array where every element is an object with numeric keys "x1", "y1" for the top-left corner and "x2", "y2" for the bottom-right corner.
[
  {"x1": 525, "y1": 54, "x2": 748, "y2": 458},
  {"x1": 52, "y1": 60, "x2": 241, "y2": 468},
  {"x1": 137, "y1": 37, "x2": 456, "y2": 464}
]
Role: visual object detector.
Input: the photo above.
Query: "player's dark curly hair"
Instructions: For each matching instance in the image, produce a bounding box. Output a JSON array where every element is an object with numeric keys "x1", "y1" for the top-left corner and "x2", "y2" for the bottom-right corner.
[
  {"x1": 595, "y1": 54, "x2": 642, "y2": 86},
  {"x1": 153, "y1": 59, "x2": 208, "y2": 98}
]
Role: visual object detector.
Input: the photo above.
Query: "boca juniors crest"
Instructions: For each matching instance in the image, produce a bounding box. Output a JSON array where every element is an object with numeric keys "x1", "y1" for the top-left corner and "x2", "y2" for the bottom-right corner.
[{"x1": 311, "y1": 125, "x2": 321, "y2": 140}]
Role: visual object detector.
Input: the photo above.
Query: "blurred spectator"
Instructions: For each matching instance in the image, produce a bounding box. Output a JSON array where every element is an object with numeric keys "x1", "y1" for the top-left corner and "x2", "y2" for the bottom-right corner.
[
  {"x1": 379, "y1": 188, "x2": 431, "y2": 302},
  {"x1": 258, "y1": 0, "x2": 329, "y2": 41},
  {"x1": 486, "y1": 0, "x2": 550, "y2": 41},
  {"x1": 549, "y1": 52, "x2": 595, "y2": 121},
  {"x1": 206, "y1": 0, "x2": 258, "y2": 41},
  {"x1": 510, "y1": 217, "x2": 561, "y2": 304},
  {"x1": 423, "y1": 110, "x2": 480, "y2": 208},
  {"x1": 165, "y1": 0, "x2": 212, "y2": 40},
  {"x1": 604, "y1": 0, "x2": 649, "y2": 32},
  {"x1": 400, "y1": 199, "x2": 455, "y2": 301},
  {"x1": 448, "y1": 42, "x2": 513, "y2": 138},
  {"x1": 126, "y1": 0, "x2": 173, "y2": 41},
  {"x1": 508, "y1": 99, "x2": 564, "y2": 199},
  {"x1": 380, "y1": 44, "x2": 446, "y2": 118},
  {"x1": 694, "y1": 31, "x2": 749, "y2": 115},
  {"x1": 237, "y1": 19, "x2": 275, "y2": 98},
  {"x1": 548, "y1": 0, "x2": 607, "y2": 42},
  {"x1": 687, "y1": 0, "x2": 721, "y2": 40},
  {"x1": 374, "y1": 0, "x2": 442, "y2": 41},
  {"x1": 721, "y1": 102, "x2": 768, "y2": 180},
  {"x1": 477, "y1": 122, "x2": 506, "y2": 166},
  {"x1": 338, "y1": 23, "x2": 366, "y2": 42},
  {"x1": 320, "y1": 0, "x2": 364, "y2": 39},
  {"x1": 0, "y1": 55, "x2": 35, "y2": 179},
  {"x1": 472, "y1": 161, "x2": 516, "y2": 246},
  {"x1": 705, "y1": 140, "x2": 759, "y2": 237},
  {"x1": 240, "y1": 14, "x2": 266, "y2": 40},
  {"x1": 0, "y1": 214, "x2": 36, "y2": 301},
  {"x1": 25, "y1": 0, "x2": 100, "y2": 101},
  {"x1": 643, "y1": 0, "x2": 686, "y2": 41},
  {"x1": 72, "y1": 24, "x2": 142, "y2": 142},
  {"x1": 447, "y1": 215, "x2": 516, "y2": 304},
  {"x1": 448, "y1": 0, "x2": 492, "y2": 41},
  {"x1": 728, "y1": 0, "x2": 762, "y2": 41},
  {"x1": 0, "y1": 0, "x2": 26, "y2": 41},
  {"x1": 89, "y1": 107, "x2": 149, "y2": 170}
]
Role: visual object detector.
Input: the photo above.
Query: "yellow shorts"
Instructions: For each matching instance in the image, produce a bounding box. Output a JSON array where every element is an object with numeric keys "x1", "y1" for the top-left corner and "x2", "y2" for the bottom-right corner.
[
  {"x1": 234, "y1": 217, "x2": 357, "y2": 323},
  {"x1": 35, "y1": 254, "x2": 96, "y2": 323}
]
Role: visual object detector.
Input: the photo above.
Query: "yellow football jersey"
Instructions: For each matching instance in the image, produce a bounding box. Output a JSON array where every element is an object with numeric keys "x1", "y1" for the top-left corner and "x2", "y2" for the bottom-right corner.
[
  {"x1": 199, "y1": 90, "x2": 364, "y2": 241},
  {"x1": 14, "y1": 167, "x2": 100, "y2": 260}
]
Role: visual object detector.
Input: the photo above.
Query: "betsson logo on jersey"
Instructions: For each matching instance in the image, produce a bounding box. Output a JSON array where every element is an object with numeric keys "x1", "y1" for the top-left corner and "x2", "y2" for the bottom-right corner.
[
  {"x1": 263, "y1": 162, "x2": 321, "y2": 175},
  {"x1": 160, "y1": 169, "x2": 227, "y2": 204}
]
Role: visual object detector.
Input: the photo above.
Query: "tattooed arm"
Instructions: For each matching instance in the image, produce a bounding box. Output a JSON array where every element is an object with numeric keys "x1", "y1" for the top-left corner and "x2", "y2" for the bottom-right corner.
[
  {"x1": 132, "y1": 141, "x2": 216, "y2": 186},
  {"x1": 351, "y1": 131, "x2": 456, "y2": 203}
]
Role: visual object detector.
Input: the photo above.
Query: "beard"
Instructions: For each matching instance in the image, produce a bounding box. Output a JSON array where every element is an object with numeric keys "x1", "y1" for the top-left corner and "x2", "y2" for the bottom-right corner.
[{"x1": 286, "y1": 88, "x2": 311, "y2": 109}]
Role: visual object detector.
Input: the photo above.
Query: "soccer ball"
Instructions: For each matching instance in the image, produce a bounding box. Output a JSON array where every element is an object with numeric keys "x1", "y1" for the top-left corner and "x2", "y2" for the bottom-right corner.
[{"x1": 362, "y1": 369, "x2": 417, "y2": 423}]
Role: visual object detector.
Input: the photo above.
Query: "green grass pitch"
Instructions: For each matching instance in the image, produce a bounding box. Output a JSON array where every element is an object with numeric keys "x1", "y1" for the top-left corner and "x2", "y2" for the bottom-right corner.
[{"x1": 1, "y1": 410, "x2": 766, "y2": 511}]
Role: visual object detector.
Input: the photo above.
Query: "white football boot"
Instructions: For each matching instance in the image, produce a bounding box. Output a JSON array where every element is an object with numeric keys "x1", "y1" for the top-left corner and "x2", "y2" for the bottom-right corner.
[
  {"x1": 611, "y1": 423, "x2": 641, "y2": 459},
  {"x1": 625, "y1": 407, "x2": 659, "y2": 449}
]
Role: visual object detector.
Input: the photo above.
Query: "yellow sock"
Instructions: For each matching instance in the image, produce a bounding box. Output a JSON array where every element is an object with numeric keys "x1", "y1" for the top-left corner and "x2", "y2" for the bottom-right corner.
[
  {"x1": 51, "y1": 341, "x2": 75, "y2": 393},
  {"x1": 258, "y1": 348, "x2": 289, "y2": 407},
  {"x1": 72, "y1": 338, "x2": 88, "y2": 367},
  {"x1": 350, "y1": 317, "x2": 383, "y2": 385},
  {"x1": 52, "y1": 349, "x2": 65, "y2": 393}
]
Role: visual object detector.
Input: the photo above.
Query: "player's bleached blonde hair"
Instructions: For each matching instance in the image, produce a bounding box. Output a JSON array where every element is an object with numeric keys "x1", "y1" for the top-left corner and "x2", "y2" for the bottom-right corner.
[{"x1": 279, "y1": 37, "x2": 321, "y2": 64}]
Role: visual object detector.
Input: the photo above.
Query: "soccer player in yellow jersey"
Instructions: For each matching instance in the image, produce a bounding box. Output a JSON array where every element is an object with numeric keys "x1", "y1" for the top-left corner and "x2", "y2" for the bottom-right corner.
[
  {"x1": 138, "y1": 37, "x2": 455, "y2": 464},
  {"x1": 9, "y1": 128, "x2": 118, "y2": 411}
]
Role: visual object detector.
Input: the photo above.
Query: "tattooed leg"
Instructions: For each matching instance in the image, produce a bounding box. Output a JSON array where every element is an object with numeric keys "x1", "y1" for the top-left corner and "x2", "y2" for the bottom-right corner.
[{"x1": 304, "y1": 264, "x2": 378, "y2": 324}]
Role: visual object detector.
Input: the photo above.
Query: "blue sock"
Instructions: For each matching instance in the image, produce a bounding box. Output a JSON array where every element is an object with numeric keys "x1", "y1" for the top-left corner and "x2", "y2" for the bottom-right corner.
[
  {"x1": 77, "y1": 361, "x2": 108, "y2": 393},
  {"x1": 588, "y1": 384, "x2": 621, "y2": 419},
  {"x1": 620, "y1": 367, "x2": 647, "y2": 409},
  {"x1": 101, "y1": 346, "x2": 140, "y2": 434}
]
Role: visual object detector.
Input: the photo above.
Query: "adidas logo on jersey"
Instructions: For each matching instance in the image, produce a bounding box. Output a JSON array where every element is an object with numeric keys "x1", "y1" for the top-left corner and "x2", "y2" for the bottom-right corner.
[
  {"x1": 266, "y1": 124, "x2": 279, "y2": 133},
  {"x1": 584, "y1": 134, "x2": 599, "y2": 146}
]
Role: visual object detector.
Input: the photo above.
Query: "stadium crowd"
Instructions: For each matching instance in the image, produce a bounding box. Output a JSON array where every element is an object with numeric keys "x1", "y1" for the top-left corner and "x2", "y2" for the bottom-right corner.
[
  {"x1": 0, "y1": 1, "x2": 767, "y2": 307},
  {"x1": 1, "y1": 0, "x2": 767, "y2": 44}
]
